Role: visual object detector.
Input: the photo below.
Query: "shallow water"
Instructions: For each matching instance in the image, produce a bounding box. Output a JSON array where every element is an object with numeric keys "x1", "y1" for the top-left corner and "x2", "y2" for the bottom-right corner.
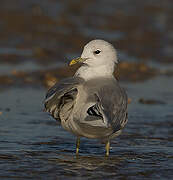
[
  {"x1": 0, "y1": 76, "x2": 172, "y2": 179},
  {"x1": 0, "y1": 0, "x2": 173, "y2": 179}
]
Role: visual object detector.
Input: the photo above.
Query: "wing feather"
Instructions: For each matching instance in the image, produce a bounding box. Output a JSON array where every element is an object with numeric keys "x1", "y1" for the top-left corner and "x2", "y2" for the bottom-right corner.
[
  {"x1": 94, "y1": 81, "x2": 128, "y2": 132},
  {"x1": 82, "y1": 79, "x2": 128, "y2": 134},
  {"x1": 44, "y1": 77, "x2": 84, "y2": 121}
]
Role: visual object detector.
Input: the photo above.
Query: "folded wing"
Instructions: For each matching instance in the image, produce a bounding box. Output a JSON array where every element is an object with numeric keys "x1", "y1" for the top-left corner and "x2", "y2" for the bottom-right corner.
[{"x1": 84, "y1": 80, "x2": 128, "y2": 133}]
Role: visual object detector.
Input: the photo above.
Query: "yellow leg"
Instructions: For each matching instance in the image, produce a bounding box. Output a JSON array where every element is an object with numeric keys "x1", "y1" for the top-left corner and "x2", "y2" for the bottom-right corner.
[
  {"x1": 76, "y1": 137, "x2": 80, "y2": 155},
  {"x1": 105, "y1": 141, "x2": 110, "y2": 156}
]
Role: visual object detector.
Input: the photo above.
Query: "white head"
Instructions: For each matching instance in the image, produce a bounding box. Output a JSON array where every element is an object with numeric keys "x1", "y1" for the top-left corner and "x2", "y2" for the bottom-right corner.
[
  {"x1": 81, "y1": 39, "x2": 118, "y2": 66},
  {"x1": 69, "y1": 39, "x2": 118, "y2": 80}
]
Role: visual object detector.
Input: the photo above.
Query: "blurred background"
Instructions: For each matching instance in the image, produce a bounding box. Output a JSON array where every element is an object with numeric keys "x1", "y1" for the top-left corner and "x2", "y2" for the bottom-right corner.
[{"x1": 0, "y1": 0, "x2": 173, "y2": 179}]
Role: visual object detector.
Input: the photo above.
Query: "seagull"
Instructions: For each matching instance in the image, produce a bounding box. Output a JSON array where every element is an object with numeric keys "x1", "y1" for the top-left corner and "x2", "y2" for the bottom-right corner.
[{"x1": 44, "y1": 39, "x2": 128, "y2": 156}]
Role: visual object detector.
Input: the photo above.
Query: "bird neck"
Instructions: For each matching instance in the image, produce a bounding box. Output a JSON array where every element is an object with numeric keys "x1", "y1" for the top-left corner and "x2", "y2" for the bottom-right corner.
[{"x1": 75, "y1": 64, "x2": 115, "y2": 81}]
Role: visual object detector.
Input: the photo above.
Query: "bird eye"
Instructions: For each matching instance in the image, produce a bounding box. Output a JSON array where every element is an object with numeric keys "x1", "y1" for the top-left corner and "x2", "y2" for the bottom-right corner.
[{"x1": 94, "y1": 50, "x2": 101, "y2": 54}]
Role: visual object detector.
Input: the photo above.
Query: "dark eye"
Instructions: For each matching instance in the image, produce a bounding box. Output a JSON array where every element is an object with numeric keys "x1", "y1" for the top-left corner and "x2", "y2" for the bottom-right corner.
[{"x1": 94, "y1": 50, "x2": 101, "y2": 54}]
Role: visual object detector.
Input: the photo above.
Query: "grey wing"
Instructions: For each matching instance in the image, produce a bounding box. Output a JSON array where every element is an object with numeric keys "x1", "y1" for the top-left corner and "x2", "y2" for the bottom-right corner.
[
  {"x1": 97, "y1": 82, "x2": 128, "y2": 132},
  {"x1": 44, "y1": 77, "x2": 83, "y2": 121},
  {"x1": 85, "y1": 81, "x2": 128, "y2": 133}
]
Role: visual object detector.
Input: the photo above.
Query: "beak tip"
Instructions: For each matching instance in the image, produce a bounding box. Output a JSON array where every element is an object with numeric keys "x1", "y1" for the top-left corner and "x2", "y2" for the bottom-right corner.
[
  {"x1": 69, "y1": 59, "x2": 76, "y2": 66},
  {"x1": 69, "y1": 57, "x2": 83, "y2": 66}
]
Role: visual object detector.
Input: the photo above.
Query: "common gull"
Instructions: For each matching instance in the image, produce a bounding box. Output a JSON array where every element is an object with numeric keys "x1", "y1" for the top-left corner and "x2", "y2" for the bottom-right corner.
[{"x1": 44, "y1": 39, "x2": 128, "y2": 156}]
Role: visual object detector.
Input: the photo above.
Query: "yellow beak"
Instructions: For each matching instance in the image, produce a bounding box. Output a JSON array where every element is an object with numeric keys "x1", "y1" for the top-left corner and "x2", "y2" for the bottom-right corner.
[{"x1": 69, "y1": 57, "x2": 86, "y2": 66}]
